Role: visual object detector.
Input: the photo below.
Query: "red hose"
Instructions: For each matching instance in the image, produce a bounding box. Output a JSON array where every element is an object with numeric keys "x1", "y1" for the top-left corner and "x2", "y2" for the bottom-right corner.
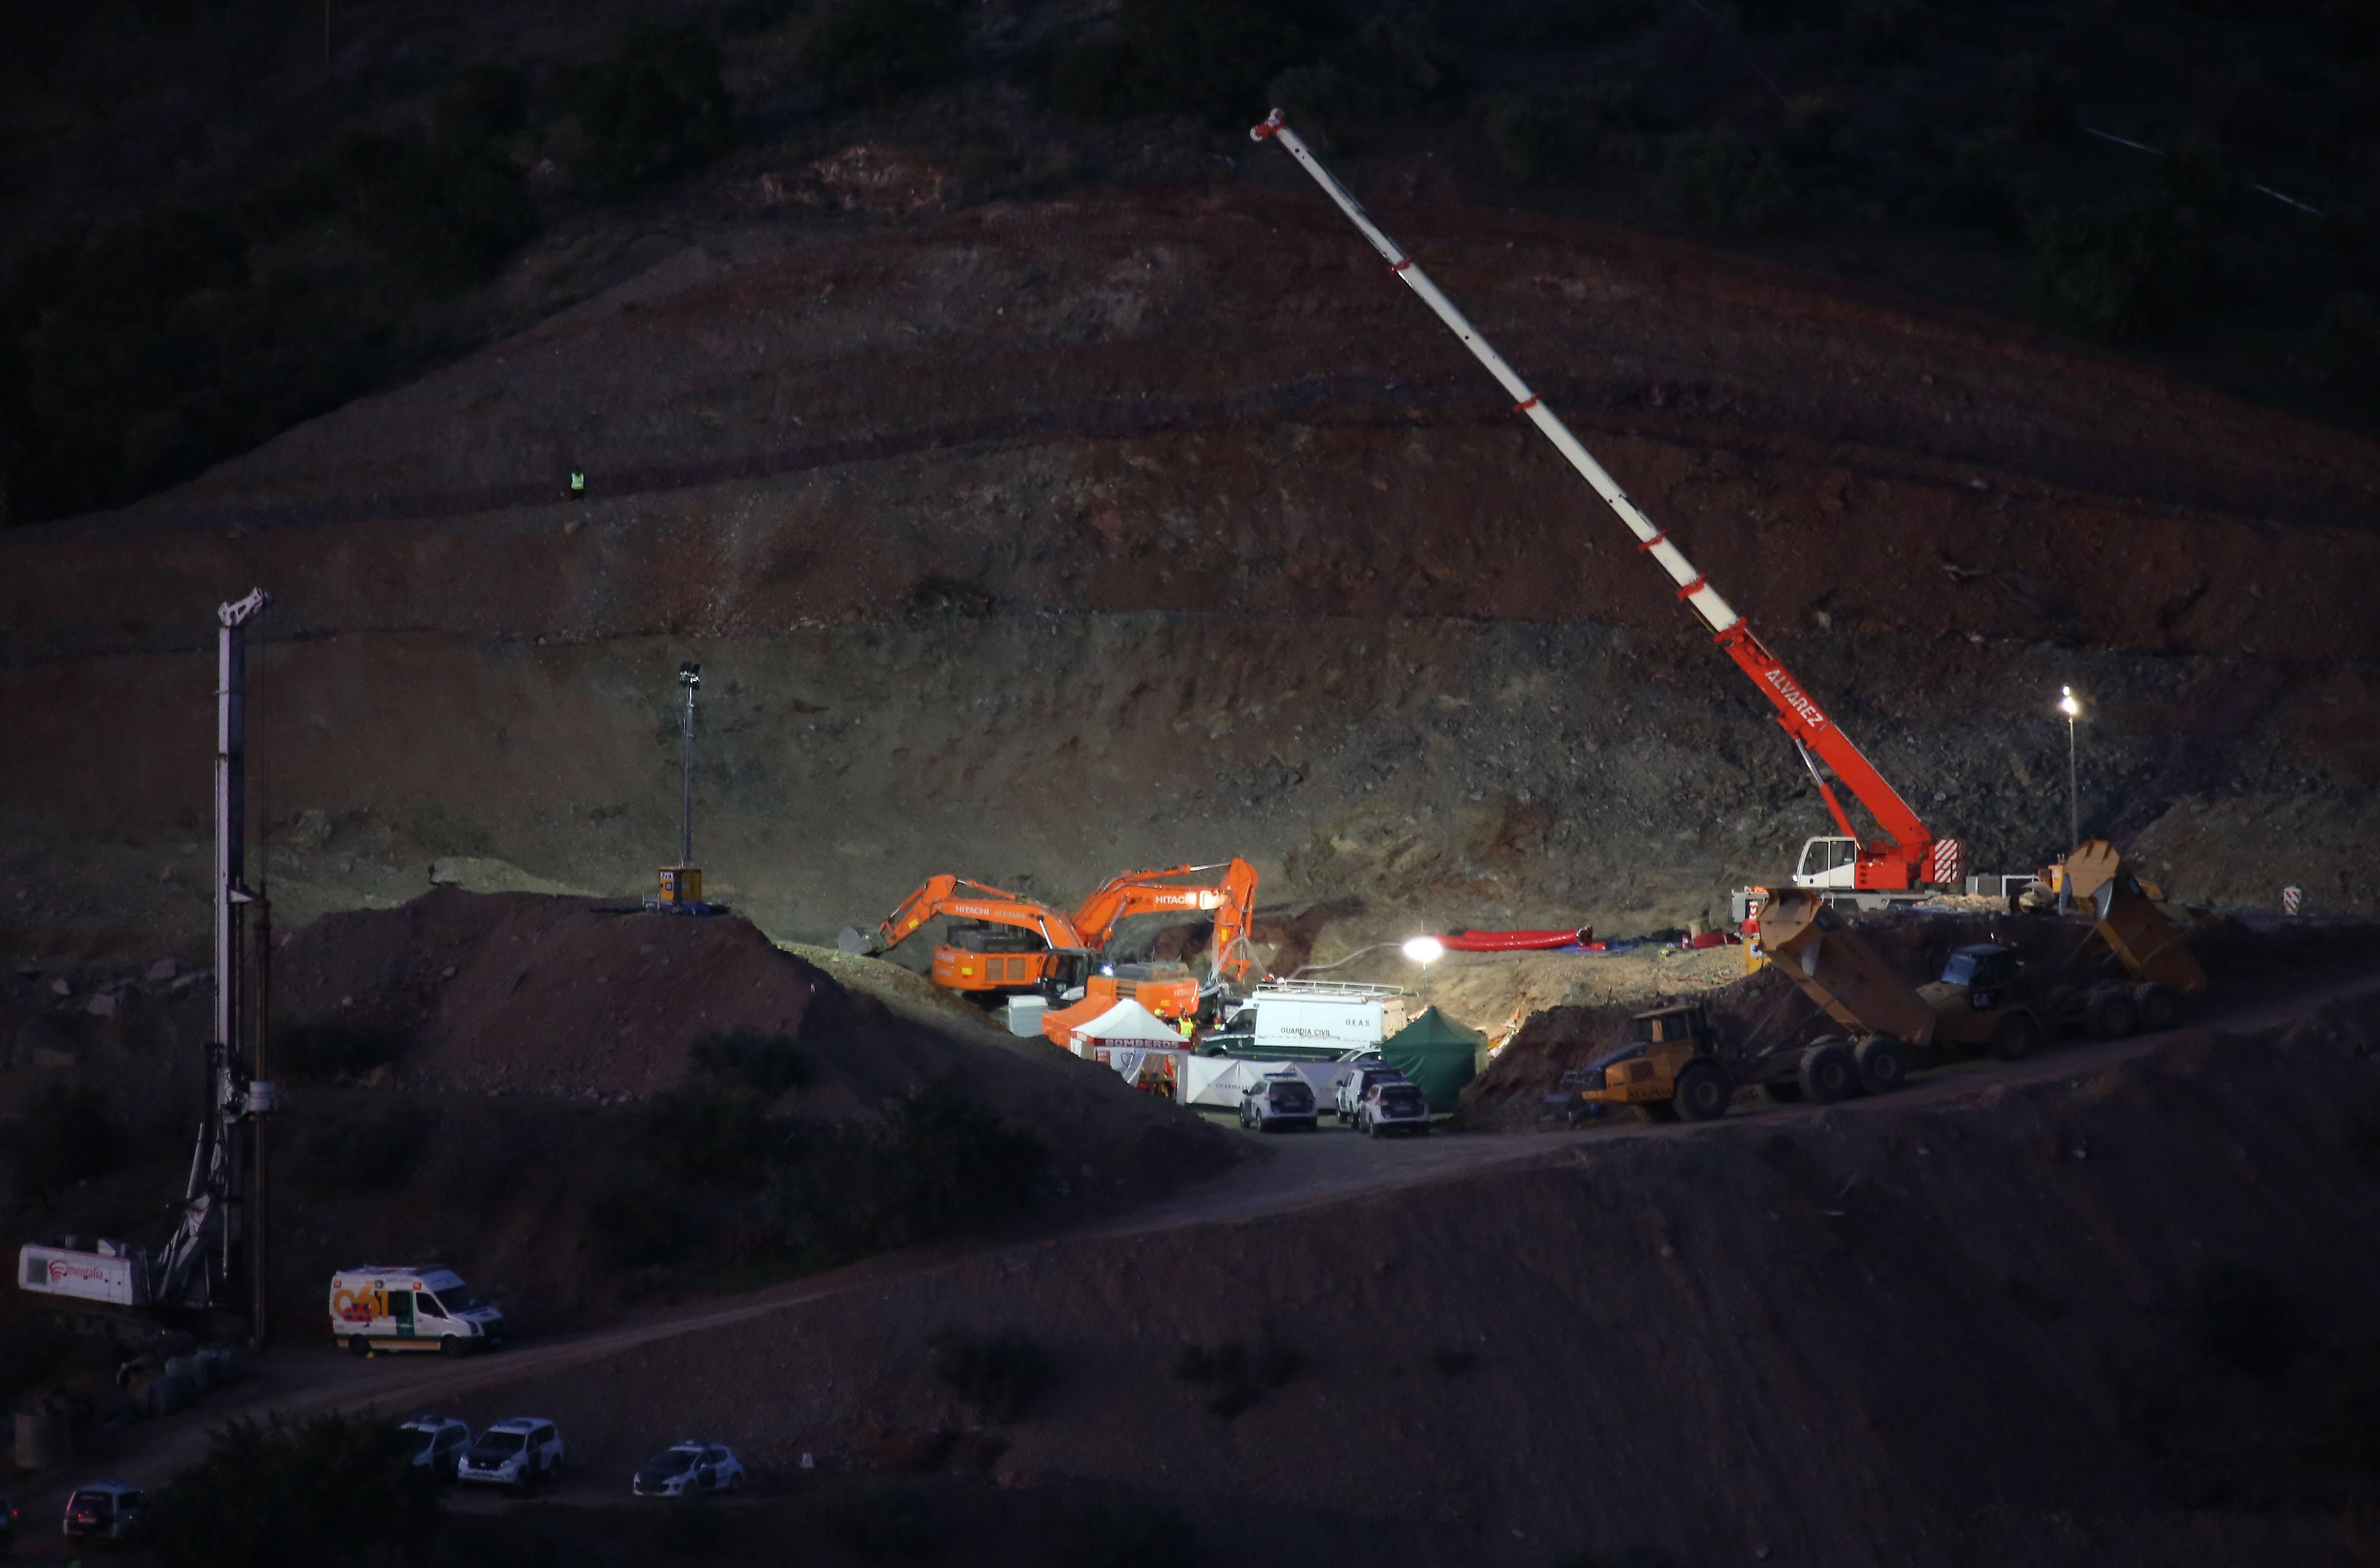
[{"x1": 1434, "y1": 928, "x2": 1591, "y2": 952}]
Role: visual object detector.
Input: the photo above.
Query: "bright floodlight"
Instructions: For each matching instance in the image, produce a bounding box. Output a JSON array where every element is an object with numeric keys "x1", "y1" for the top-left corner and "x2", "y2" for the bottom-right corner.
[
  {"x1": 2058, "y1": 685, "x2": 2080, "y2": 718},
  {"x1": 1402, "y1": 936, "x2": 1445, "y2": 965}
]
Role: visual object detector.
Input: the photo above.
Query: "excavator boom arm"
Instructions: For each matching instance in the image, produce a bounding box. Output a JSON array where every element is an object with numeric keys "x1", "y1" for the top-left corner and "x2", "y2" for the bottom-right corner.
[
  {"x1": 876, "y1": 875, "x2": 1086, "y2": 952},
  {"x1": 1072, "y1": 859, "x2": 1263, "y2": 982},
  {"x1": 1253, "y1": 110, "x2": 1953, "y2": 880}
]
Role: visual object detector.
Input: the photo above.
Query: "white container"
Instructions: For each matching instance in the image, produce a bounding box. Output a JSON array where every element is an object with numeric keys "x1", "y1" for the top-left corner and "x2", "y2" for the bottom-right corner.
[{"x1": 1005, "y1": 995, "x2": 1048, "y2": 1038}]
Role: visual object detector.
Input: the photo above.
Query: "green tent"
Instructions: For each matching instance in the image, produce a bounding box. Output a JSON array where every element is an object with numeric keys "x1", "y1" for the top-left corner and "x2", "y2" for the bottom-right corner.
[{"x1": 1382, "y1": 1006, "x2": 1488, "y2": 1113}]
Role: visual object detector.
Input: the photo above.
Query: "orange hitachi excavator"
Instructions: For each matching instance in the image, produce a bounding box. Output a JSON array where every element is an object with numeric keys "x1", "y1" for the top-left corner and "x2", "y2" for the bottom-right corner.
[
  {"x1": 1037, "y1": 859, "x2": 1266, "y2": 1046},
  {"x1": 866, "y1": 876, "x2": 1090, "y2": 996},
  {"x1": 1070, "y1": 858, "x2": 1262, "y2": 983}
]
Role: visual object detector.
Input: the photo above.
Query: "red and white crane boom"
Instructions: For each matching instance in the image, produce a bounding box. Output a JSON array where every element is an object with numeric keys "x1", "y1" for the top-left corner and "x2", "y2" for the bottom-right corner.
[{"x1": 1251, "y1": 110, "x2": 1962, "y2": 894}]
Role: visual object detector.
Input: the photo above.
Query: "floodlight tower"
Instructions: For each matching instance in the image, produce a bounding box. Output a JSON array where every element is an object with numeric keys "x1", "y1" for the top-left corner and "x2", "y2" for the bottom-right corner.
[{"x1": 657, "y1": 662, "x2": 704, "y2": 910}]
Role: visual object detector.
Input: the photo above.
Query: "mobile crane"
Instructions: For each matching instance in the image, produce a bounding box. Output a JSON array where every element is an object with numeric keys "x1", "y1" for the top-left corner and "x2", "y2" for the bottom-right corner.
[{"x1": 1252, "y1": 109, "x2": 1965, "y2": 907}]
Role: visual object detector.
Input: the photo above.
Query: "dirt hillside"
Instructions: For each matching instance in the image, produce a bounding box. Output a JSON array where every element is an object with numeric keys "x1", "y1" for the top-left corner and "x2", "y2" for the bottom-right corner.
[
  {"x1": 5, "y1": 188, "x2": 2379, "y2": 982},
  {"x1": 417, "y1": 987, "x2": 2380, "y2": 1567}
]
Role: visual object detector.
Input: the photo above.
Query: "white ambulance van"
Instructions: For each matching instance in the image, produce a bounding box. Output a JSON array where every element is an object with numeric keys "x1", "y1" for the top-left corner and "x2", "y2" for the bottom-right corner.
[{"x1": 328, "y1": 1267, "x2": 504, "y2": 1356}]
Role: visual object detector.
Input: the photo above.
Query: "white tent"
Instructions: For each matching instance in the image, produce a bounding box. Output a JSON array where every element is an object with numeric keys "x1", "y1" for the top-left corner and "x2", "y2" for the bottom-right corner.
[{"x1": 1068, "y1": 998, "x2": 1183, "y2": 1047}]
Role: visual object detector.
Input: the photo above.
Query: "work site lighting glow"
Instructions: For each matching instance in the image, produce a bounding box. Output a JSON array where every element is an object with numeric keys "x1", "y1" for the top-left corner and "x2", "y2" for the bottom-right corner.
[
  {"x1": 1402, "y1": 937, "x2": 1445, "y2": 965},
  {"x1": 2058, "y1": 686, "x2": 2080, "y2": 718}
]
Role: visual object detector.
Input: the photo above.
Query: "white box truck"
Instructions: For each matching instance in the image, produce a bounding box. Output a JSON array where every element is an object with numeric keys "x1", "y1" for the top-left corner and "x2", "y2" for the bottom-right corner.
[{"x1": 329, "y1": 1267, "x2": 504, "y2": 1356}]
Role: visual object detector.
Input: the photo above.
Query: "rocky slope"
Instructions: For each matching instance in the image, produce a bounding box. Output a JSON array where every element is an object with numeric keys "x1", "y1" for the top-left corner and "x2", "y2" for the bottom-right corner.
[{"x1": 4, "y1": 187, "x2": 2377, "y2": 981}]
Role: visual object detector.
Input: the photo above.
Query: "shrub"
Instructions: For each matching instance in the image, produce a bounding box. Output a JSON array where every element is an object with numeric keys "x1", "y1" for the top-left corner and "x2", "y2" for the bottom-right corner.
[
  {"x1": 801, "y1": 0, "x2": 965, "y2": 107},
  {"x1": 639, "y1": 1082, "x2": 773, "y2": 1186},
  {"x1": 1045, "y1": 0, "x2": 1342, "y2": 125},
  {"x1": 432, "y1": 63, "x2": 531, "y2": 143},
  {"x1": 3, "y1": 1082, "x2": 122, "y2": 1199},
  {"x1": 1841, "y1": 0, "x2": 1928, "y2": 65},
  {"x1": 689, "y1": 1027, "x2": 807, "y2": 1097},
  {"x1": 1170, "y1": 1335, "x2": 1296, "y2": 1418},
  {"x1": 3, "y1": 208, "x2": 397, "y2": 523},
  {"x1": 1056, "y1": 1491, "x2": 1202, "y2": 1568},
  {"x1": 1657, "y1": 123, "x2": 1793, "y2": 230},
  {"x1": 2186, "y1": 1260, "x2": 2298, "y2": 1380},
  {"x1": 1501, "y1": 0, "x2": 1657, "y2": 46},
  {"x1": 288, "y1": 1099, "x2": 428, "y2": 1192},
  {"x1": 2347, "y1": 1093, "x2": 2380, "y2": 1177},
  {"x1": 882, "y1": 1079, "x2": 1045, "y2": 1234},
  {"x1": 928, "y1": 1327, "x2": 1053, "y2": 1423},
  {"x1": 272, "y1": 1020, "x2": 406, "y2": 1081},
  {"x1": 586, "y1": 1162, "x2": 694, "y2": 1270},
  {"x1": 137, "y1": 1412, "x2": 440, "y2": 1568},
  {"x1": 2029, "y1": 195, "x2": 2210, "y2": 342},
  {"x1": 571, "y1": 28, "x2": 734, "y2": 189},
  {"x1": 1996, "y1": 54, "x2": 2077, "y2": 137},
  {"x1": 1481, "y1": 82, "x2": 1657, "y2": 187},
  {"x1": 338, "y1": 131, "x2": 536, "y2": 292},
  {"x1": 765, "y1": 1081, "x2": 1044, "y2": 1264},
  {"x1": 822, "y1": 1479, "x2": 942, "y2": 1564},
  {"x1": 2309, "y1": 289, "x2": 2380, "y2": 408}
]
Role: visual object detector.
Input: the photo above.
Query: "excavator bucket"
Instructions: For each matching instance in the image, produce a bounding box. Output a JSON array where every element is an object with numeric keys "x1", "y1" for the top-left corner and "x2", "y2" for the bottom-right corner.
[
  {"x1": 2061, "y1": 842, "x2": 2207, "y2": 996},
  {"x1": 1754, "y1": 891, "x2": 1939, "y2": 1047}
]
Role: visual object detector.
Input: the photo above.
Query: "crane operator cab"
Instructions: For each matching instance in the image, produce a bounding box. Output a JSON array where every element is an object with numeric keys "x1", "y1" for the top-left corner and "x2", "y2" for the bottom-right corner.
[{"x1": 1792, "y1": 836, "x2": 1861, "y2": 890}]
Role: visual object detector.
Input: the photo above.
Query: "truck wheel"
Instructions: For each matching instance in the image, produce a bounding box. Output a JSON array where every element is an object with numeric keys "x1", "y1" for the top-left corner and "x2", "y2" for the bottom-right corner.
[
  {"x1": 1989, "y1": 1011, "x2": 2040, "y2": 1061},
  {"x1": 441, "y1": 1335, "x2": 463, "y2": 1357},
  {"x1": 347, "y1": 1336, "x2": 369, "y2": 1358},
  {"x1": 2085, "y1": 987, "x2": 2137, "y2": 1040},
  {"x1": 1672, "y1": 1061, "x2": 1731, "y2": 1121},
  {"x1": 1764, "y1": 1080, "x2": 1804, "y2": 1106},
  {"x1": 1639, "y1": 1099, "x2": 1681, "y2": 1123},
  {"x1": 1798, "y1": 1043, "x2": 1858, "y2": 1104},
  {"x1": 2133, "y1": 982, "x2": 2180, "y2": 1032},
  {"x1": 1853, "y1": 1037, "x2": 1908, "y2": 1096}
]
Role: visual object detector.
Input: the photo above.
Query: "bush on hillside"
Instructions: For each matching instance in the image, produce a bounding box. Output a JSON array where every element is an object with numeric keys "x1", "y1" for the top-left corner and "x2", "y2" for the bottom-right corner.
[
  {"x1": 1656, "y1": 123, "x2": 1794, "y2": 230},
  {"x1": 338, "y1": 131, "x2": 536, "y2": 293},
  {"x1": 2029, "y1": 195, "x2": 2211, "y2": 342},
  {"x1": 800, "y1": 0, "x2": 965, "y2": 107},
  {"x1": 1497, "y1": 0, "x2": 1657, "y2": 46},
  {"x1": 1481, "y1": 81, "x2": 1659, "y2": 187},
  {"x1": 2, "y1": 209, "x2": 395, "y2": 522},
  {"x1": 1044, "y1": 0, "x2": 1342, "y2": 125},
  {"x1": 3, "y1": 1082, "x2": 123, "y2": 1200},
  {"x1": 928, "y1": 1327, "x2": 1053, "y2": 1423},
  {"x1": 640, "y1": 1081, "x2": 774, "y2": 1186},
  {"x1": 689, "y1": 1026, "x2": 808, "y2": 1097},
  {"x1": 137, "y1": 1413, "x2": 440, "y2": 1568},
  {"x1": 766, "y1": 1080, "x2": 1045, "y2": 1265},
  {"x1": 571, "y1": 28, "x2": 734, "y2": 189},
  {"x1": 586, "y1": 1160, "x2": 695, "y2": 1270}
]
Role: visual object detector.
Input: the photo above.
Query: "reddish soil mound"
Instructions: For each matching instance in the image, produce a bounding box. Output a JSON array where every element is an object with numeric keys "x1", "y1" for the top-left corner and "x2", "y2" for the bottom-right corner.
[{"x1": 272, "y1": 886, "x2": 1234, "y2": 1172}]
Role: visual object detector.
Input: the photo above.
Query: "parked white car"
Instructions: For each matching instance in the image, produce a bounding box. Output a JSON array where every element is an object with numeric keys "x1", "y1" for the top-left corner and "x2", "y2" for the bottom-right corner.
[
  {"x1": 400, "y1": 1415, "x2": 472, "y2": 1478},
  {"x1": 1333, "y1": 1064, "x2": 1412, "y2": 1122},
  {"x1": 1237, "y1": 1073, "x2": 1319, "y2": 1132},
  {"x1": 64, "y1": 1481, "x2": 143, "y2": 1542},
  {"x1": 632, "y1": 1442, "x2": 747, "y2": 1498},
  {"x1": 456, "y1": 1417, "x2": 563, "y2": 1490},
  {"x1": 1355, "y1": 1078, "x2": 1434, "y2": 1137}
]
